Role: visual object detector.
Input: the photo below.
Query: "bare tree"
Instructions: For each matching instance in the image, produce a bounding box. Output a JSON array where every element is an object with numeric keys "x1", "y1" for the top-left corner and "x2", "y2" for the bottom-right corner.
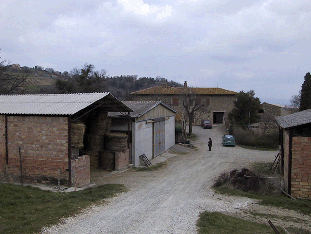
[
  {"x1": 0, "y1": 57, "x2": 28, "y2": 94},
  {"x1": 182, "y1": 92, "x2": 205, "y2": 135},
  {"x1": 290, "y1": 91, "x2": 301, "y2": 109}
]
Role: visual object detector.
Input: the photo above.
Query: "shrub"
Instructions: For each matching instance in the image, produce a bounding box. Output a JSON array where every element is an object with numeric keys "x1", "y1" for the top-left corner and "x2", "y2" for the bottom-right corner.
[{"x1": 232, "y1": 126, "x2": 278, "y2": 149}]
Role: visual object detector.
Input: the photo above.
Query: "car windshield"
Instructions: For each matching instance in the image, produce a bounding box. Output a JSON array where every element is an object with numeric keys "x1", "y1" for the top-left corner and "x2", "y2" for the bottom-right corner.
[
  {"x1": 224, "y1": 135, "x2": 234, "y2": 139},
  {"x1": 204, "y1": 121, "x2": 211, "y2": 124}
]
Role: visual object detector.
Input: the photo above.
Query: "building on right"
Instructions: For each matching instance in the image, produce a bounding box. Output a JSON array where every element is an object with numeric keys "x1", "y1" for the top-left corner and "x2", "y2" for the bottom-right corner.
[{"x1": 277, "y1": 109, "x2": 311, "y2": 199}]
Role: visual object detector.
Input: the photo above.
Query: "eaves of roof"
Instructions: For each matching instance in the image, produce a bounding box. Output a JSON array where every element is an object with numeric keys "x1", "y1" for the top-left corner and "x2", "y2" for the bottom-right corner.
[
  {"x1": 109, "y1": 101, "x2": 176, "y2": 118},
  {"x1": 0, "y1": 92, "x2": 133, "y2": 116},
  {"x1": 276, "y1": 109, "x2": 311, "y2": 129}
]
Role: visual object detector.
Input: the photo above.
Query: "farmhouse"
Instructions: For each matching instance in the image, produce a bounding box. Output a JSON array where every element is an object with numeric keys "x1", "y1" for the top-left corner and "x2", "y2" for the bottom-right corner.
[
  {"x1": 109, "y1": 101, "x2": 176, "y2": 167},
  {"x1": 0, "y1": 93, "x2": 132, "y2": 187},
  {"x1": 130, "y1": 81, "x2": 237, "y2": 125},
  {"x1": 277, "y1": 109, "x2": 311, "y2": 199}
]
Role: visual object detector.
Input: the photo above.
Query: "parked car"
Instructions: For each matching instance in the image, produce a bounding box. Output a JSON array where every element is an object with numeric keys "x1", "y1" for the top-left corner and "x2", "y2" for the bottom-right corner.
[
  {"x1": 201, "y1": 120, "x2": 212, "y2": 129},
  {"x1": 222, "y1": 135, "x2": 235, "y2": 146}
]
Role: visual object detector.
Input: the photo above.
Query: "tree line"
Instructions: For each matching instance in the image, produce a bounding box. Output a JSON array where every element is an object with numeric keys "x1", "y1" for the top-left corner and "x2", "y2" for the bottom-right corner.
[{"x1": 0, "y1": 57, "x2": 182, "y2": 99}]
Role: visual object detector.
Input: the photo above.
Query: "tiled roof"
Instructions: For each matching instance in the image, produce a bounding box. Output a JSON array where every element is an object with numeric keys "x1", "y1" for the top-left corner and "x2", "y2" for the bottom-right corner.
[
  {"x1": 0, "y1": 92, "x2": 132, "y2": 115},
  {"x1": 109, "y1": 101, "x2": 176, "y2": 118},
  {"x1": 130, "y1": 86, "x2": 237, "y2": 95},
  {"x1": 276, "y1": 109, "x2": 311, "y2": 129}
]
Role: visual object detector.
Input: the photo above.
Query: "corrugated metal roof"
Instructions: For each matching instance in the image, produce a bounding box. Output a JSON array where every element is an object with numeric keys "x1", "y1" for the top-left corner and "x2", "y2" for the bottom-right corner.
[
  {"x1": 0, "y1": 92, "x2": 132, "y2": 115},
  {"x1": 276, "y1": 109, "x2": 311, "y2": 129},
  {"x1": 130, "y1": 86, "x2": 237, "y2": 95},
  {"x1": 109, "y1": 101, "x2": 176, "y2": 118}
]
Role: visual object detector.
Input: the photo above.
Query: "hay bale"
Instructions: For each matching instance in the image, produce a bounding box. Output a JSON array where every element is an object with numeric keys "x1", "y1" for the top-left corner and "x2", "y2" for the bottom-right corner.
[
  {"x1": 104, "y1": 133, "x2": 128, "y2": 152},
  {"x1": 71, "y1": 123, "x2": 85, "y2": 149},
  {"x1": 89, "y1": 135, "x2": 104, "y2": 151},
  {"x1": 100, "y1": 150, "x2": 115, "y2": 171}
]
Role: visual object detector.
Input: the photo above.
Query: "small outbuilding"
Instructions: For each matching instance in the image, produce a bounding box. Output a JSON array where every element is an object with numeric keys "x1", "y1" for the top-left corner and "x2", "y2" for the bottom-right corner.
[
  {"x1": 109, "y1": 101, "x2": 176, "y2": 167},
  {"x1": 277, "y1": 109, "x2": 311, "y2": 199},
  {"x1": 0, "y1": 93, "x2": 132, "y2": 187}
]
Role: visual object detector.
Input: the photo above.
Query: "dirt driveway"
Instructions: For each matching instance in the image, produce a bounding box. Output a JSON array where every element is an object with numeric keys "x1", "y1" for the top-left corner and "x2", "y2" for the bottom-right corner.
[{"x1": 43, "y1": 125, "x2": 311, "y2": 233}]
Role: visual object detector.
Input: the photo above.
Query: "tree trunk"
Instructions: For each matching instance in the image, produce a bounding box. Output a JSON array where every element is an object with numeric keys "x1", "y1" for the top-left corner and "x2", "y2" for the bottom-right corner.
[{"x1": 188, "y1": 114, "x2": 194, "y2": 135}]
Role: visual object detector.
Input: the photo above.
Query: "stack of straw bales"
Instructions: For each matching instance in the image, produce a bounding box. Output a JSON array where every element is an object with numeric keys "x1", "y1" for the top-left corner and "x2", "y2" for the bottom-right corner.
[{"x1": 71, "y1": 123, "x2": 86, "y2": 149}]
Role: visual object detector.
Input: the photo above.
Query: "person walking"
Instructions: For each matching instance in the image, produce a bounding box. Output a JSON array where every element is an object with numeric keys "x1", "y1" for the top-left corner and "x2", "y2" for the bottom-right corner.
[{"x1": 208, "y1": 138, "x2": 212, "y2": 151}]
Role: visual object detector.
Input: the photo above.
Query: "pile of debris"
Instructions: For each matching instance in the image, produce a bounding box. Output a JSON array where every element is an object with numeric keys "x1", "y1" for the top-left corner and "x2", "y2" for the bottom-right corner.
[{"x1": 214, "y1": 168, "x2": 271, "y2": 194}]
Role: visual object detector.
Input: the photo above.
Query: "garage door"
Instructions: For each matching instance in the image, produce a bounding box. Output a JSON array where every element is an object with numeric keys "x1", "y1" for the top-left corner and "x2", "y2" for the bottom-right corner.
[{"x1": 154, "y1": 118, "x2": 165, "y2": 158}]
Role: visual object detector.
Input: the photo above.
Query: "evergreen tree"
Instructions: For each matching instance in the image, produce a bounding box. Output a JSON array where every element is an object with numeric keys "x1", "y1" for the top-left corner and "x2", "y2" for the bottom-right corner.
[
  {"x1": 299, "y1": 72, "x2": 311, "y2": 111},
  {"x1": 228, "y1": 90, "x2": 261, "y2": 127}
]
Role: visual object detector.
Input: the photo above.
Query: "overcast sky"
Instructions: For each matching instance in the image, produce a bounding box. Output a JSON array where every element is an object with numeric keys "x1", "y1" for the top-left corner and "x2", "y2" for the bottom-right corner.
[{"x1": 1, "y1": 0, "x2": 311, "y2": 104}]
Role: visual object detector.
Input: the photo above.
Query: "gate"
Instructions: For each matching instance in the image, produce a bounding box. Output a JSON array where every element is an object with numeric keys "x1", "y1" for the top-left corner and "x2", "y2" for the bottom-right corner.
[{"x1": 153, "y1": 118, "x2": 165, "y2": 158}]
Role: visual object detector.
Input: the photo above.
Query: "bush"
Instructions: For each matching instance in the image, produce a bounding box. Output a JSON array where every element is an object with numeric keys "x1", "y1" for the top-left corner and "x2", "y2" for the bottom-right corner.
[
  {"x1": 231, "y1": 126, "x2": 278, "y2": 149},
  {"x1": 213, "y1": 168, "x2": 272, "y2": 195}
]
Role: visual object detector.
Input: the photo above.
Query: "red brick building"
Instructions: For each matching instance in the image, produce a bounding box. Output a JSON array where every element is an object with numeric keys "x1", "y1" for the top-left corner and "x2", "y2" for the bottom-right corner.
[
  {"x1": 277, "y1": 109, "x2": 311, "y2": 199},
  {"x1": 0, "y1": 93, "x2": 132, "y2": 187}
]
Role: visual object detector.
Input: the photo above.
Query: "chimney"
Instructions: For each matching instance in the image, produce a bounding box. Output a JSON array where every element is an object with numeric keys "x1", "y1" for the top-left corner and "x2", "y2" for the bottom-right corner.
[{"x1": 184, "y1": 81, "x2": 187, "y2": 89}]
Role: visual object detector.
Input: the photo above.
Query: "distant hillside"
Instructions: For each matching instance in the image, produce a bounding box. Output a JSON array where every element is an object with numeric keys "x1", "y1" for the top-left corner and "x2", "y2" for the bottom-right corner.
[
  {"x1": 6, "y1": 65, "x2": 60, "y2": 93},
  {"x1": 4, "y1": 64, "x2": 182, "y2": 98}
]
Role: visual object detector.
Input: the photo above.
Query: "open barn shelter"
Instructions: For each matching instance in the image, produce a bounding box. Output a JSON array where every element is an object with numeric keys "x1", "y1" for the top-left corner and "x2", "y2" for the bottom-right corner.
[{"x1": 0, "y1": 93, "x2": 132, "y2": 187}]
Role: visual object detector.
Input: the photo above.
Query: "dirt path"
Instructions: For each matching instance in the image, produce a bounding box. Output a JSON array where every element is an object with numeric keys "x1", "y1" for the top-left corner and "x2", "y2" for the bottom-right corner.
[{"x1": 42, "y1": 125, "x2": 311, "y2": 233}]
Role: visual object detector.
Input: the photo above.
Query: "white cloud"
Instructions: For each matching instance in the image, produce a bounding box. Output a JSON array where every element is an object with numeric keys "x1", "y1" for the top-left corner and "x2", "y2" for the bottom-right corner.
[{"x1": 117, "y1": 0, "x2": 173, "y2": 21}]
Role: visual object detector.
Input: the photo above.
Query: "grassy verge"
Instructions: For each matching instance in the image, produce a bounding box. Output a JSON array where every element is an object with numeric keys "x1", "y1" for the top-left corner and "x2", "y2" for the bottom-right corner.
[
  {"x1": 197, "y1": 212, "x2": 283, "y2": 234},
  {"x1": 214, "y1": 185, "x2": 311, "y2": 215},
  {"x1": 238, "y1": 144, "x2": 278, "y2": 151},
  {"x1": 213, "y1": 163, "x2": 311, "y2": 215},
  {"x1": 0, "y1": 183, "x2": 126, "y2": 234},
  {"x1": 133, "y1": 162, "x2": 166, "y2": 171}
]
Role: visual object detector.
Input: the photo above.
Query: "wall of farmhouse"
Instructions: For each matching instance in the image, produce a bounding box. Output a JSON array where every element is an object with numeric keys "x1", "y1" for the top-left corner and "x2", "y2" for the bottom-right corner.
[
  {"x1": 0, "y1": 115, "x2": 69, "y2": 185},
  {"x1": 131, "y1": 94, "x2": 235, "y2": 125}
]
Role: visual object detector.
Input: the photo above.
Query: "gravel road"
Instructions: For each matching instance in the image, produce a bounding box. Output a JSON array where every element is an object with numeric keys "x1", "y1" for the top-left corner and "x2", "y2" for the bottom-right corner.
[{"x1": 42, "y1": 125, "x2": 310, "y2": 234}]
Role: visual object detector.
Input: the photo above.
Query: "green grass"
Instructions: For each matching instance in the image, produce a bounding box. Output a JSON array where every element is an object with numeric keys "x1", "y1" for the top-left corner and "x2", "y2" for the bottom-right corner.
[
  {"x1": 214, "y1": 185, "x2": 311, "y2": 215},
  {"x1": 0, "y1": 183, "x2": 126, "y2": 234},
  {"x1": 186, "y1": 133, "x2": 198, "y2": 141},
  {"x1": 197, "y1": 212, "x2": 283, "y2": 234},
  {"x1": 133, "y1": 162, "x2": 166, "y2": 171}
]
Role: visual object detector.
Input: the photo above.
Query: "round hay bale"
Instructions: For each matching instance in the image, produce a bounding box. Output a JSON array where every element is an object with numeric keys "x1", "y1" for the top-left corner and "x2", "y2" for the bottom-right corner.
[
  {"x1": 104, "y1": 133, "x2": 128, "y2": 152},
  {"x1": 89, "y1": 135, "x2": 104, "y2": 151}
]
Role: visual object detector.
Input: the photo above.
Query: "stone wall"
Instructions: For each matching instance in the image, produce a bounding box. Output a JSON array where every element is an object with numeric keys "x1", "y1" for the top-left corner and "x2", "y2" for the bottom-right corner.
[
  {"x1": 291, "y1": 136, "x2": 311, "y2": 198},
  {"x1": 0, "y1": 115, "x2": 69, "y2": 185},
  {"x1": 71, "y1": 155, "x2": 90, "y2": 187}
]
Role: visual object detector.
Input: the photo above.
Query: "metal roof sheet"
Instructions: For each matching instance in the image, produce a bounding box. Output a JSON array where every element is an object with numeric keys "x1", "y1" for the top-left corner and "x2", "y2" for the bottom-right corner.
[
  {"x1": 0, "y1": 92, "x2": 132, "y2": 115},
  {"x1": 276, "y1": 109, "x2": 311, "y2": 129},
  {"x1": 109, "y1": 101, "x2": 176, "y2": 118}
]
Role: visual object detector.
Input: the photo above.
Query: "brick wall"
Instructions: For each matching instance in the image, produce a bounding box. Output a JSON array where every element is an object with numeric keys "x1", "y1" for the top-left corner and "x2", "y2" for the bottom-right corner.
[
  {"x1": 291, "y1": 137, "x2": 311, "y2": 198},
  {"x1": 71, "y1": 155, "x2": 90, "y2": 187},
  {"x1": 0, "y1": 115, "x2": 69, "y2": 185}
]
